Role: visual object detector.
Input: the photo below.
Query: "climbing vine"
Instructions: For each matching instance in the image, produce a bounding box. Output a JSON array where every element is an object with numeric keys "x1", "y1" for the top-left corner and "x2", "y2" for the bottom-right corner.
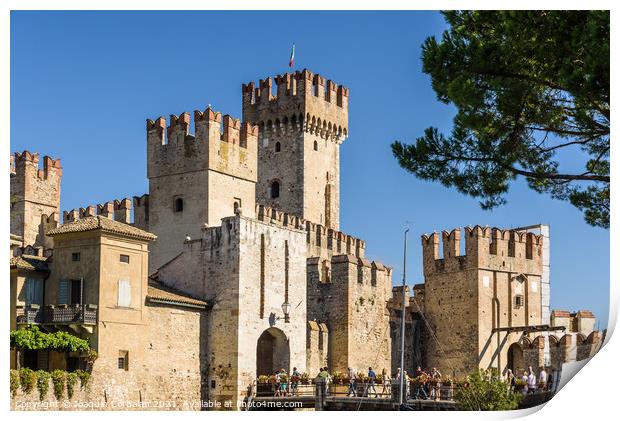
[
  {"x1": 51, "y1": 370, "x2": 66, "y2": 400},
  {"x1": 10, "y1": 326, "x2": 91, "y2": 352},
  {"x1": 10, "y1": 370, "x2": 19, "y2": 398},
  {"x1": 66, "y1": 372, "x2": 78, "y2": 399},
  {"x1": 36, "y1": 370, "x2": 50, "y2": 401},
  {"x1": 76, "y1": 369, "x2": 91, "y2": 390},
  {"x1": 19, "y1": 368, "x2": 36, "y2": 394}
]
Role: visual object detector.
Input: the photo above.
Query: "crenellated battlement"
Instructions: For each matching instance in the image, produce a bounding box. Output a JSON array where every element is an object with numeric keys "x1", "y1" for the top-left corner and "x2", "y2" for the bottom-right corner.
[
  {"x1": 422, "y1": 225, "x2": 543, "y2": 276},
  {"x1": 63, "y1": 197, "x2": 133, "y2": 224},
  {"x1": 242, "y1": 69, "x2": 349, "y2": 108},
  {"x1": 146, "y1": 108, "x2": 258, "y2": 148},
  {"x1": 10, "y1": 150, "x2": 62, "y2": 248},
  {"x1": 242, "y1": 69, "x2": 349, "y2": 143},
  {"x1": 255, "y1": 204, "x2": 365, "y2": 257},
  {"x1": 146, "y1": 107, "x2": 258, "y2": 181},
  {"x1": 11, "y1": 150, "x2": 62, "y2": 180}
]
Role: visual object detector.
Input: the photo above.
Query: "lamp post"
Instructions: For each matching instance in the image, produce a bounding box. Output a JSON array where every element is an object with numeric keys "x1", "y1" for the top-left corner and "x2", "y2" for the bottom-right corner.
[
  {"x1": 281, "y1": 301, "x2": 291, "y2": 323},
  {"x1": 399, "y1": 226, "x2": 409, "y2": 405}
]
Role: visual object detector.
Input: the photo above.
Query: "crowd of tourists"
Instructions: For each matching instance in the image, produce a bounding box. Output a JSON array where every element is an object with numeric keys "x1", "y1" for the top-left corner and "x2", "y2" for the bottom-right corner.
[
  {"x1": 505, "y1": 365, "x2": 559, "y2": 395},
  {"x1": 272, "y1": 367, "x2": 302, "y2": 397},
  {"x1": 267, "y1": 364, "x2": 558, "y2": 399}
]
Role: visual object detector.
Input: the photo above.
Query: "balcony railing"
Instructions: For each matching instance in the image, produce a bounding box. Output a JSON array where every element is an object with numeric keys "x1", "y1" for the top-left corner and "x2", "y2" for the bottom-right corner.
[
  {"x1": 15, "y1": 305, "x2": 43, "y2": 324},
  {"x1": 16, "y1": 304, "x2": 98, "y2": 325}
]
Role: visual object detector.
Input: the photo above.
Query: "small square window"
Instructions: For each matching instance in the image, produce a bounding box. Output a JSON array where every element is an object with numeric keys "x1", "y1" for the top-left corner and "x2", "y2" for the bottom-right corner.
[
  {"x1": 120, "y1": 254, "x2": 130, "y2": 264},
  {"x1": 71, "y1": 252, "x2": 80, "y2": 262},
  {"x1": 118, "y1": 350, "x2": 129, "y2": 371},
  {"x1": 514, "y1": 295, "x2": 524, "y2": 308}
]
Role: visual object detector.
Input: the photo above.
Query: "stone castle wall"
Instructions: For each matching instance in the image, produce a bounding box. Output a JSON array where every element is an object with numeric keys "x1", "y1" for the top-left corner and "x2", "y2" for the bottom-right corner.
[
  {"x1": 307, "y1": 254, "x2": 392, "y2": 374},
  {"x1": 156, "y1": 215, "x2": 309, "y2": 408},
  {"x1": 10, "y1": 151, "x2": 62, "y2": 248}
]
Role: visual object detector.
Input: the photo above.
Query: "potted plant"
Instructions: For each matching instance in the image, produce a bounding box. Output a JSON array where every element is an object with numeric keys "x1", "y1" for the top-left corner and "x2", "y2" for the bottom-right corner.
[
  {"x1": 331, "y1": 371, "x2": 349, "y2": 394},
  {"x1": 332, "y1": 371, "x2": 344, "y2": 385},
  {"x1": 514, "y1": 378, "x2": 527, "y2": 392},
  {"x1": 300, "y1": 372, "x2": 310, "y2": 385},
  {"x1": 256, "y1": 375, "x2": 273, "y2": 396}
]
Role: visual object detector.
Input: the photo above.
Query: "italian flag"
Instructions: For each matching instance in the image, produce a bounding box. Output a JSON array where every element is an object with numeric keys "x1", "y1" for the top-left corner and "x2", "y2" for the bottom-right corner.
[{"x1": 289, "y1": 44, "x2": 295, "y2": 68}]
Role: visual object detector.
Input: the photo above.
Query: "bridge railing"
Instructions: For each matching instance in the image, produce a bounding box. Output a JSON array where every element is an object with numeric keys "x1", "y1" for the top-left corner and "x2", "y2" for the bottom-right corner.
[
  {"x1": 250, "y1": 378, "x2": 462, "y2": 402},
  {"x1": 405, "y1": 381, "x2": 457, "y2": 401},
  {"x1": 327, "y1": 380, "x2": 392, "y2": 399},
  {"x1": 253, "y1": 381, "x2": 316, "y2": 397}
]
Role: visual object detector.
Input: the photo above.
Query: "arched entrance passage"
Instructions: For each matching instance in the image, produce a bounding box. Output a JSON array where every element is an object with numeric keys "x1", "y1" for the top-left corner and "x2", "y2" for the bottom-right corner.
[
  {"x1": 256, "y1": 327, "x2": 290, "y2": 377},
  {"x1": 507, "y1": 343, "x2": 525, "y2": 375}
]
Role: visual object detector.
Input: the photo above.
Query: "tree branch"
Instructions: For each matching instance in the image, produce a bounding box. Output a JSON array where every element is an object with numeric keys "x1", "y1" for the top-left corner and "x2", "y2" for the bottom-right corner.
[{"x1": 422, "y1": 153, "x2": 610, "y2": 182}]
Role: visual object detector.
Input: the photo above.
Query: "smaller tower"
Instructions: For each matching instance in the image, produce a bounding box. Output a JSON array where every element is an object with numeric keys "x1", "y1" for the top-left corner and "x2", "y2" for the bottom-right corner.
[
  {"x1": 420, "y1": 226, "x2": 545, "y2": 377},
  {"x1": 10, "y1": 151, "x2": 62, "y2": 248},
  {"x1": 144, "y1": 107, "x2": 259, "y2": 272}
]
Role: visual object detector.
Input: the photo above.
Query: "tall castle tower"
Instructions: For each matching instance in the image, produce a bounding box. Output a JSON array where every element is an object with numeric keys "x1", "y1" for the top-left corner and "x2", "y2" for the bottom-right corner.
[
  {"x1": 10, "y1": 151, "x2": 62, "y2": 247},
  {"x1": 142, "y1": 108, "x2": 258, "y2": 272},
  {"x1": 242, "y1": 69, "x2": 348, "y2": 230}
]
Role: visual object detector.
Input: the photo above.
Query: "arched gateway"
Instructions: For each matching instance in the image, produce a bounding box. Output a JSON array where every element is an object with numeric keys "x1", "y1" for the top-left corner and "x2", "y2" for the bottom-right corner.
[
  {"x1": 507, "y1": 342, "x2": 525, "y2": 375},
  {"x1": 256, "y1": 327, "x2": 290, "y2": 376}
]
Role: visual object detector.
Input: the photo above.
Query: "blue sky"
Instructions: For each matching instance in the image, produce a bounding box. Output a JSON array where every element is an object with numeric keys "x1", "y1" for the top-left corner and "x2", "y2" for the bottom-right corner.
[{"x1": 10, "y1": 10, "x2": 609, "y2": 327}]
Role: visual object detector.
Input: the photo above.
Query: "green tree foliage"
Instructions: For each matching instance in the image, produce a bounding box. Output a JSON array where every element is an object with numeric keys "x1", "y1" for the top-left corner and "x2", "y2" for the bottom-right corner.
[
  {"x1": 392, "y1": 11, "x2": 609, "y2": 228},
  {"x1": 454, "y1": 368, "x2": 521, "y2": 411},
  {"x1": 10, "y1": 325, "x2": 91, "y2": 353}
]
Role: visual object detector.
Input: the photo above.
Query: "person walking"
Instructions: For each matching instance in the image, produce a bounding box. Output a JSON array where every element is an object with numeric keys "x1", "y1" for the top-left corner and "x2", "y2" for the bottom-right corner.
[
  {"x1": 395, "y1": 368, "x2": 403, "y2": 400},
  {"x1": 430, "y1": 367, "x2": 442, "y2": 401},
  {"x1": 527, "y1": 369, "x2": 537, "y2": 394},
  {"x1": 380, "y1": 368, "x2": 389, "y2": 397},
  {"x1": 279, "y1": 368, "x2": 288, "y2": 396},
  {"x1": 548, "y1": 368, "x2": 557, "y2": 393},
  {"x1": 291, "y1": 367, "x2": 301, "y2": 396},
  {"x1": 521, "y1": 370, "x2": 529, "y2": 395},
  {"x1": 403, "y1": 370, "x2": 410, "y2": 400},
  {"x1": 506, "y1": 369, "x2": 515, "y2": 393},
  {"x1": 274, "y1": 370, "x2": 282, "y2": 397},
  {"x1": 414, "y1": 366, "x2": 428, "y2": 400},
  {"x1": 317, "y1": 367, "x2": 330, "y2": 397},
  {"x1": 538, "y1": 366, "x2": 547, "y2": 392},
  {"x1": 367, "y1": 367, "x2": 378, "y2": 398},
  {"x1": 347, "y1": 367, "x2": 357, "y2": 397}
]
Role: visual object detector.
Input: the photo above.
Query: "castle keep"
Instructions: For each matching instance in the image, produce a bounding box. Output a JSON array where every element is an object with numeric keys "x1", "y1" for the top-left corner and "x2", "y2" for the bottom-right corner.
[{"x1": 9, "y1": 68, "x2": 601, "y2": 410}]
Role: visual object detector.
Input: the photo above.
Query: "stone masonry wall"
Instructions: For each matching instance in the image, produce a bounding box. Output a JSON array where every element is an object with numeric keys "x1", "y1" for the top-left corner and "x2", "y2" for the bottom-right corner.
[
  {"x1": 243, "y1": 70, "x2": 348, "y2": 230},
  {"x1": 11, "y1": 303, "x2": 206, "y2": 411},
  {"x1": 420, "y1": 226, "x2": 544, "y2": 377},
  {"x1": 156, "y1": 215, "x2": 308, "y2": 409},
  {"x1": 144, "y1": 109, "x2": 257, "y2": 273},
  {"x1": 307, "y1": 254, "x2": 392, "y2": 374},
  {"x1": 10, "y1": 151, "x2": 61, "y2": 248}
]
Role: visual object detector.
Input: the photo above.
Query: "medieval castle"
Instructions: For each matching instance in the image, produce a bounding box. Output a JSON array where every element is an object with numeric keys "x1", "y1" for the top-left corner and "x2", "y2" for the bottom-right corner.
[{"x1": 10, "y1": 69, "x2": 603, "y2": 409}]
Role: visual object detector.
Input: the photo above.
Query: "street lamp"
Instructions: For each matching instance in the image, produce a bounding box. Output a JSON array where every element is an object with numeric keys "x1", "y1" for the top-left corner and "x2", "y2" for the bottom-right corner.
[
  {"x1": 281, "y1": 301, "x2": 291, "y2": 323},
  {"x1": 399, "y1": 225, "x2": 410, "y2": 406}
]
